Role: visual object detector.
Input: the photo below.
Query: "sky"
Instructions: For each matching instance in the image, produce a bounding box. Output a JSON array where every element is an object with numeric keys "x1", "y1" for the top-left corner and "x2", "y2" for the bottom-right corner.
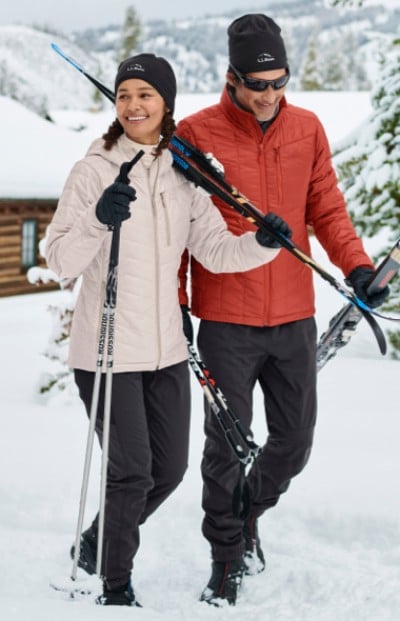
[
  {"x1": 0, "y1": 0, "x2": 395, "y2": 33},
  {"x1": 0, "y1": 0, "x2": 251, "y2": 32}
]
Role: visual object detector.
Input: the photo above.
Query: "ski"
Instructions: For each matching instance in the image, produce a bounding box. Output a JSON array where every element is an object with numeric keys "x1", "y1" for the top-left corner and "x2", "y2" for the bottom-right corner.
[
  {"x1": 317, "y1": 238, "x2": 400, "y2": 370},
  {"x1": 169, "y1": 135, "x2": 398, "y2": 356},
  {"x1": 51, "y1": 43, "x2": 115, "y2": 103},
  {"x1": 50, "y1": 43, "x2": 399, "y2": 359}
]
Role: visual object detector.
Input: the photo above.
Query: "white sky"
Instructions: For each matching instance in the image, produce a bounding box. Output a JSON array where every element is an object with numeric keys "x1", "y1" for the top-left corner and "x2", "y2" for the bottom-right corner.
[
  {"x1": 0, "y1": 0, "x2": 395, "y2": 33},
  {"x1": 0, "y1": 1, "x2": 394, "y2": 33},
  {"x1": 0, "y1": 0, "x2": 253, "y2": 32}
]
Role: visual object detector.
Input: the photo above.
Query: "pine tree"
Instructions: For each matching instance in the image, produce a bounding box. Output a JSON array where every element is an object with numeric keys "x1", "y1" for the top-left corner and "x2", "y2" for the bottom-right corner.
[
  {"x1": 116, "y1": 5, "x2": 142, "y2": 63},
  {"x1": 331, "y1": 0, "x2": 364, "y2": 6},
  {"x1": 27, "y1": 231, "x2": 78, "y2": 398},
  {"x1": 333, "y1": 37, "x2": 400, "y2": 356},
  {"x1": 299, "y1": 31, "x2": 323, "y2": 91},
  {"x1": 322, "y1": 35, "x2": 349, "y2": 91}
]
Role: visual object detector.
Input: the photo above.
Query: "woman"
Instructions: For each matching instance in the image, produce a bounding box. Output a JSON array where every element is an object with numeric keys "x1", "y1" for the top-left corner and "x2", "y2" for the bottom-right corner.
[{"x1": 45, "y1": 53, "x2": 291, "y2": 607}]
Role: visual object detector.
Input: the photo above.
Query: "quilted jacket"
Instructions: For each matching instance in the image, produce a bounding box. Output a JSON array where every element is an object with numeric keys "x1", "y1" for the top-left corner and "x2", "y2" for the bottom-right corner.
[
  {"x1": 46, "y1": 134, "x2": 279, "y2": 372},
  {"x1": 177, "y1": 87, "x2": 373, "y2": 326}
]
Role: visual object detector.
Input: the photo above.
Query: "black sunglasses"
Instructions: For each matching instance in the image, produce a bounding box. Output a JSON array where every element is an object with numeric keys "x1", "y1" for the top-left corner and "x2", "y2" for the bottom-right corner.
[{"x1": 230, "y1": 63, "x2": 290, "y2": 92}]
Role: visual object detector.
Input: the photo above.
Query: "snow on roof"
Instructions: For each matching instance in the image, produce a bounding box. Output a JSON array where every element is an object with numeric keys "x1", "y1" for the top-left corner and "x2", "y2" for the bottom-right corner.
[{"x1": 0, "y1": 96, "x2": 114, "y2": 199}]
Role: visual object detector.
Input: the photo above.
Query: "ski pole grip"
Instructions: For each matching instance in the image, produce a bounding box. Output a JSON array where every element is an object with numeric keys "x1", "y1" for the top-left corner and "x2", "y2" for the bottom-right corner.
[{"x1": 116, "y1": 150, "x2": 144, "y2": 185}]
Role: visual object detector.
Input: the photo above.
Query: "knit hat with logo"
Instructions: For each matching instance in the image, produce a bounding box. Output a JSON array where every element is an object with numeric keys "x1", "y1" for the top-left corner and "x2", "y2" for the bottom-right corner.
[
  {"x1": 228, "y1": 14, "x2": 289, "y2": 73},
  {"x1": 115, "y1": 53, "x2": 177, "y2": 113}
]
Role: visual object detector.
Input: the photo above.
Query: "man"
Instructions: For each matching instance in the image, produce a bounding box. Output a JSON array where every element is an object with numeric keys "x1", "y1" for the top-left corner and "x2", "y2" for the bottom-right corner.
[{"x1": 176, "y1": 13, "x2": 388, "y2": 607}]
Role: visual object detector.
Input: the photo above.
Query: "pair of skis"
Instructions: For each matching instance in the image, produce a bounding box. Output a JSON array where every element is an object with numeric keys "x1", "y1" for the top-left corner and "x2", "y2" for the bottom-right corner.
[
  {"x1": 50, "y1": 42, "x2": 400, "y2": 417},
  {"x1": 169, "y1": 134, "x2": 399, "y2": 350},
  {"x1": 50, "y1": 42, "x2": 399, "y2": 358}
]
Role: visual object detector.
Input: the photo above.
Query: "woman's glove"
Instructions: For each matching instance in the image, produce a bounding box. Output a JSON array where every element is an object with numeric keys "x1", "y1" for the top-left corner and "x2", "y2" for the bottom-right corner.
[{"x1": 96, "y1": 182, "x2": 137, "y2": 227}]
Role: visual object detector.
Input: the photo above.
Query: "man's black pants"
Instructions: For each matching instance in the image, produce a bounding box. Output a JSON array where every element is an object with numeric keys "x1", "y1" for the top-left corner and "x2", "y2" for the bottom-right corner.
[{"x1": 198, "y1": 318, "x2": 317, "y2": 562}]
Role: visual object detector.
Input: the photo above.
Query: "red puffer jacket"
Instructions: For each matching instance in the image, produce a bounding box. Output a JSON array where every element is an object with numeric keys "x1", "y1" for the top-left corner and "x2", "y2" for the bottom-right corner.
[{"x1": 177, "y1": 87, "x2": 373, "y2": 327}]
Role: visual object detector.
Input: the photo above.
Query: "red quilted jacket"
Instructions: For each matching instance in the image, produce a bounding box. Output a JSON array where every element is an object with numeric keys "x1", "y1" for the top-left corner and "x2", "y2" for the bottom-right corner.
[{"x1": 177, "y1": 87, "x2": 373, "y2": 327}]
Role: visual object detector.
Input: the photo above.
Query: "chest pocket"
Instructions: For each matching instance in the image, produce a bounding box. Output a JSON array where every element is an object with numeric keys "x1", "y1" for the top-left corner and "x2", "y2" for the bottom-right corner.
[{"x1": 159, "y1": 189, "x2": 190, "y2": 251}]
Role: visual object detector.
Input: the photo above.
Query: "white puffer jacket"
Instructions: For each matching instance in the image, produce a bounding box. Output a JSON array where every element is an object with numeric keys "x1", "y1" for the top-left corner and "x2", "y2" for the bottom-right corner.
[{"x1": 46, "y1": 134, "x2": 279, "y2": 372}]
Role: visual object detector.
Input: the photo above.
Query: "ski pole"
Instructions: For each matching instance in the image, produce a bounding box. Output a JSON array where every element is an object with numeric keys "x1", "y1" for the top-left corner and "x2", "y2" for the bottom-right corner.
[
  {"x1": 71, "y1": 151, "x2": 144, "y2": 582},
  {"x1": 187, "y1": 341, "x2": 261, "y2": 465}
]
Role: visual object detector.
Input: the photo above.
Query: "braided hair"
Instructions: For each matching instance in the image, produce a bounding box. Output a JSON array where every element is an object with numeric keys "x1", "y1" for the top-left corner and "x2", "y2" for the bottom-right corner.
[{"x1": 102, "y1": 111, "x2": 176, "y2": 157}]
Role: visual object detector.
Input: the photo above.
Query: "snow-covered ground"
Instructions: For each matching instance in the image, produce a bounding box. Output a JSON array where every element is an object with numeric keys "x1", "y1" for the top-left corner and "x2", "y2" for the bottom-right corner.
[
  {"x1": 1, "y1": 90, "x2": 399, "y2": 619},
  {"x1": 1, "y1": 253, "x2": 399, "y2": 620}
]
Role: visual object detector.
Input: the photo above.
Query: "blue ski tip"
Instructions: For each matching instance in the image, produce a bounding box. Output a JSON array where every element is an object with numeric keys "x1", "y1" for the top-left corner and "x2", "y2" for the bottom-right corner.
[{"x1": 51, "y1": 42, "x2": 83, "y2": 72}]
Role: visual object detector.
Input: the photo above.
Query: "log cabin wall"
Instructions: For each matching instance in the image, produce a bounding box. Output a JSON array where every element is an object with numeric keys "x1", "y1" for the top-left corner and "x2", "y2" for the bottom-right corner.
[{"x1": 0, "y1": 199, "x2": 57, "y2": 297}]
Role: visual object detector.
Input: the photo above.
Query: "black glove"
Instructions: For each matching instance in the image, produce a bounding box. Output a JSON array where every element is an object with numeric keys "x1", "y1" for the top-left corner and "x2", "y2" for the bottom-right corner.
[
  {"x1": 346, "y1": 266, "x2": 390, "y2": 309},
  {"x1": 181, "y1": 305, "x2": 194, "y2": 345},
  {"x1": 95, "y1": 182, "x2": 137, "y2": 227},
  {"x1": 256, "y1": 212, "x2": 293, "y2": 248}
]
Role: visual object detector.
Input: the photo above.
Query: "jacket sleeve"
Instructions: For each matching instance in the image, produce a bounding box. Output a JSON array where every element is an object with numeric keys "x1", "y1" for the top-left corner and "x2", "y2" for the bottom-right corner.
[
  {"x1": 186, "y1": 184, "x2": 280, "y2": 274},
  {"x1": 45, "y1": 161, "x2": 109, "y2": 279},
  {"x1": 306, "y1": 122, "x2": 373, "y2": 276}
]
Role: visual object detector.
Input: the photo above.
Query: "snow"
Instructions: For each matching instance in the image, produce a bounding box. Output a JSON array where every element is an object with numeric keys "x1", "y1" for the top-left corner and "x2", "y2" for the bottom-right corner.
[
  {"x1": 1, "y1": 92, "x2": 399, "y2": 619},
  {"x1": 1, "y1": 250, "x2": 399, "y2": 619}
]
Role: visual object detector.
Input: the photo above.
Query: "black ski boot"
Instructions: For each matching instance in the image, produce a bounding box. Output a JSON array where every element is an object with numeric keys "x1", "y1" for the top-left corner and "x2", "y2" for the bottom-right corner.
[
  {"x1": 200, "y1": 559, "x2": 244, "y2": 606},
  {"x1": 70, "y1": 525, "x2": 97, "y2": 575},
  {"x1": 96, "y1": 581, "x2": 142, "y2": 607},
  {"x1": 243, "y1": 516, "x2": 265, "y2": 575}
]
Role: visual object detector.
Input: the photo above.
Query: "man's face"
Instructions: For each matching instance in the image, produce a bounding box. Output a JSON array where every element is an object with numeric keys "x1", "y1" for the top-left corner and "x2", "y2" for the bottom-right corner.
[{"x1": 227, "y1": 67, "x2": 288, "y2": 122}]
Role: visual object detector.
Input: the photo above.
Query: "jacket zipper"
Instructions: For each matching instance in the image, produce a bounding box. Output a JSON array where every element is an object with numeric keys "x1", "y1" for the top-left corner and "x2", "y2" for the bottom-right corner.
[
  {"x1": 147, "y1": 161, "x2": 162, "y2": 369},
  {"x1": 160, "y1": 193, "x2": 171, "y2": 245},
  {"x1": 274, "y1": 146, "x2": 283, "y2": 206}
]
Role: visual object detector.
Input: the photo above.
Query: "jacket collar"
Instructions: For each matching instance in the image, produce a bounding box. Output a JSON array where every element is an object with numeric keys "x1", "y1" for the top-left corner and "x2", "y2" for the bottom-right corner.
[{"x1": 220, "y1": 84, "x2": 287, "y2": 136}]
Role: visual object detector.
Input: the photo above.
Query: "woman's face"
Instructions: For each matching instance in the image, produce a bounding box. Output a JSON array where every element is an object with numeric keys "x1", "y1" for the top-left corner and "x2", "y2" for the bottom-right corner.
[{"x1": 116, "y1": 79, "x2": 167, "y2": 144}]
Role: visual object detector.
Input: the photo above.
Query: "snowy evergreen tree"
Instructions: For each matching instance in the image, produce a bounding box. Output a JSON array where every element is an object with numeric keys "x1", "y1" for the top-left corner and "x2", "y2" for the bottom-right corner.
[
  {"x1": 299, "y1": 28, "x2": 370, "y2": 92},
  {"x1": 333, "y1": 37, "x2": 400, "y2": 355},
  {"x1": 116, "y1": 5, "x2": 142, "y2": 63},
  {"x1": 323, "y1": 39, "x2": 349, "y2": 91},
  {"x1": 299, "y1": 31, "x2": 324, "y2": 91},
  {"x1": 331, "y1": 0, "x2": 364, "y2": 6},
  {"x1": 27, "y1": 231, "x2": 78, "y2": 397}
]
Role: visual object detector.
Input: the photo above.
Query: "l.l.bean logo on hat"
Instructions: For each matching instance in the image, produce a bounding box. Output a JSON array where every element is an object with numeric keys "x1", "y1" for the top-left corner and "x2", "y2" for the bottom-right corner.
[
  {"x1": 126, "y1": 63, "x2": 145, "y2": 72},
  {"x1": 257, "y1": 52, "x2": 276, "y2": 63}
]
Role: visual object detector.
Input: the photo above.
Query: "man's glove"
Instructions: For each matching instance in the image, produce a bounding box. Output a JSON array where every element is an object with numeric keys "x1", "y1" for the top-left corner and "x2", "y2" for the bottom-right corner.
[
  {"x1": 256, "y1": 212, "x2": 293, "y2": 248},
  {"x1": 346, "y1": 266, "x2": 390, "y2": 309},
  {"x1": 95, "y1": 182, "x2": 137, "y2": 227},
  {"x1": 181, "y1": 305, "x2": 194, "y2": 345}
]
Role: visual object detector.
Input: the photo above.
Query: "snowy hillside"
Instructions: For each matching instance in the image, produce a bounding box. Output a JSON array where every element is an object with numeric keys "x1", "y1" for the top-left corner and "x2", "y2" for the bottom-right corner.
[
  {"x1": 0, "y1": 26, "x2": 105, "y2": 115},
  {"x1": 1, "y1": 0, "x2": 400, "y2": 116}
]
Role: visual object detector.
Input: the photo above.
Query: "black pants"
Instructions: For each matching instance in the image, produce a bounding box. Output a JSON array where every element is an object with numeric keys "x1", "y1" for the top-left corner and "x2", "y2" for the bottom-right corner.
[
  {"x1": 198, "y1": 319, "x2": 317, "y2": 562},
  {"x1": 74, "y1": 361, "x2": 190, "y2": 589}
]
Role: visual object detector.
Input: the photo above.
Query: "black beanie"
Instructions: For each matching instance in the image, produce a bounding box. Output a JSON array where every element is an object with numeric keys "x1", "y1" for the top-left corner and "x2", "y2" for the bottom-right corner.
[
  {"x1": 115, "y1": 53, "x2": 177, "y2": 113},
  {"x1": 228, "y1": 14, "x2": 288, "y2": 74}
]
